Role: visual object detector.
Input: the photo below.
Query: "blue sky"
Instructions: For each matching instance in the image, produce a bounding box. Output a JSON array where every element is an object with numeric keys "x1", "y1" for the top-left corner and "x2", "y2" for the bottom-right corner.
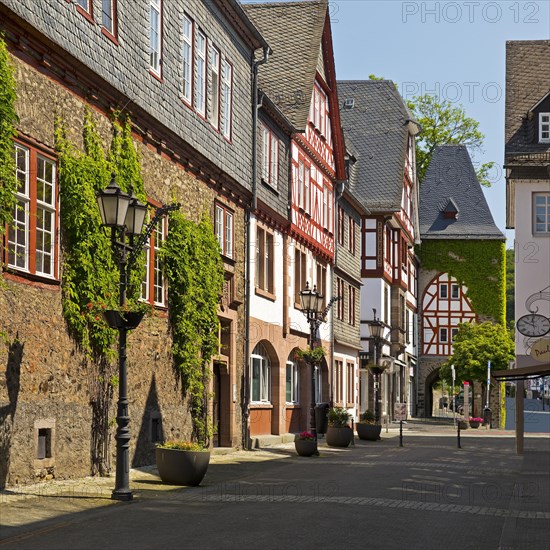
[{"x1": 244, "y1": 0, "x2": 550, "y2": 244}]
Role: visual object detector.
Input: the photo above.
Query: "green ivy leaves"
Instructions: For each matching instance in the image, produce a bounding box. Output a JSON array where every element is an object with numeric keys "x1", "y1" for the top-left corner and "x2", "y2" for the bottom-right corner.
[
  {"x1": 163, "y1": 210, "x2": 224, "y2": 446},
  {"x1": 0, "y1": 35, "x2": 18, "y2": 234},
  {"x1": 417, "y1": 240, "x2": 506, "y2": 324}
]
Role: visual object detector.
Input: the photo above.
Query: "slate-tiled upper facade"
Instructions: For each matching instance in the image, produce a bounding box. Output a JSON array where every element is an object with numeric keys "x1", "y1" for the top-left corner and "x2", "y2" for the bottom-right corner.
[
  {"x1": 0, "y1": 0, "x2": 266, "y2": 190},
  {"x1": 505, "y1": 40, "x2": 550, "y2": 157}
]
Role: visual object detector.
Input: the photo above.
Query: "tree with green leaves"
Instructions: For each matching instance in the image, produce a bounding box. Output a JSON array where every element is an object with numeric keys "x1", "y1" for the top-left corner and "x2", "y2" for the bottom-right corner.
[
  {"x1": 407, "y1": 94, "x2": 494, "y2": 186},
  {"x1": 440, "y1": 321, "x2": 514, "y2": 387}
]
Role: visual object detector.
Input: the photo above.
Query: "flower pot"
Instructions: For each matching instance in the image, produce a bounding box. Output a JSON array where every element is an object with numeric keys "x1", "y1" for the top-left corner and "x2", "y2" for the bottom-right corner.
[
  {"x1": 155, "y1": 447, "x2": 210, "y2": 486},
  {"x1": 356, "y1": 423, "x2": 381, "y2": 441},
  {"x1": 294, "y1": 438, "x2": 317, "y2": 457},
  {"x1": 326, "y1": 426, "x2": 353, "y2": 448},
  {"x1": 103, "y1": 310, "x2": 145, "y2": 330},
  {"x1": 458, "y1": 420, "x2": 469, "y2": 430},
  {"x1": 469, "y1": 421, "x2": 480, "y2": 429}
]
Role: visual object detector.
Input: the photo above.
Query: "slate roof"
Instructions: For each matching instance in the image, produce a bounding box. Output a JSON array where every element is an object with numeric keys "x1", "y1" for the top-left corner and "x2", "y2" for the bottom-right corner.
[
  {"x1": 337, "y1": 80, "x2": 415, "y2": 211},
  {"x1": 243, "y1": 1, "x2": 328, "y2": 131},
  {"x1": 420, "y1": 145, "x2": 504, "y2": 240},
  {"x1": 505, "y1": 40, "x2": 550, "y2": 158}
]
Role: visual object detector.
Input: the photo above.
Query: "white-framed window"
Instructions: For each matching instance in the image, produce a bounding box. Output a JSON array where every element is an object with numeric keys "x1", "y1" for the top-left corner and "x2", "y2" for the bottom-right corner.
[
  {"x1": 451, "y1": 283, "x2": 460, "y2": 299},
  {"x1": 451, "y1": 328, "x2": 459, "y2": 342},
  {"x1": 260, "y1": 124, "x2": 279, "y2": 188},
  {"x1": 539, "y1": 113, "x2": 550, "y2": 143},
  {"x1": 323, "y1": 186, "x2": 328, "y2": 229},
  {"x1": 298, "y1": 161, "x2": 304, "y2": 209},
  {"x1": 215, "y1": 203, "x2": 233, "y2": 259},
  {"x1": 304, "y1": 165, "x2": 310, "y2": 212},
  {"x1": 251, "y1": 343, "x2": 271, "y2": 403},
  {"x1": 533, "y1": 193, "x2": 550, "y2": 234},
  {"x1": 286, "y1": 360, "x2": 299, "y2": 404},
  {"x1": 294, "y1": 248, "x2": 307, "y2": 306},
  {"x1": 149, "y1": 0, "x2": 161, "y2": 76},
  {"x1": 439, "y1": 284, "x2": 448, "y2": 299},
  {"x1": 440, "y1": 327, "x2": 448, "y2": 343},
  {"x1": 182, "y1": 14, "x2": 193, "y2": 104},
  {"x1": 195, "y1": 30, "x2": 207, "y2": 116},
  {"x1": 209, "y1": 46, "x2": 220, "y2": 128},
  {"x1": 77, "y1": 0, "x2": 91, "y2": 12},
  {"x1": 256, "y1": 226, "x2": 274, "y2": 294},
  {"x1": 7, "y1": 143, "x2": 57, "y2": 279},
  {"x1": 101, "y1": 0, "x2": 115, "y2": 35},
  {"x1": 221, "y1": 59, "x2": 232, "y2": 140},
  {"x1": 141, "y1": 213, "x2": 167, "y2": 306}
]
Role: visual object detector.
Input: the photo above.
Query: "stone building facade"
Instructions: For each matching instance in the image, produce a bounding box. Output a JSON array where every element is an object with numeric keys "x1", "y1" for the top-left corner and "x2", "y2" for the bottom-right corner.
[{"x1": 0, "y1": 0, "x2": 268, "y2": 485}]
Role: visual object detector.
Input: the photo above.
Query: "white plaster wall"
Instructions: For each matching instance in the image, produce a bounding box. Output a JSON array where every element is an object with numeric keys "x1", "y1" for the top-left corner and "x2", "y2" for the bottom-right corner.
[
  {"x1": 249, "y1": 216, "x2": 284, "y2": 331},
  {"x1": 514, "y1": 180, "x2": 550, "y2": 363}
]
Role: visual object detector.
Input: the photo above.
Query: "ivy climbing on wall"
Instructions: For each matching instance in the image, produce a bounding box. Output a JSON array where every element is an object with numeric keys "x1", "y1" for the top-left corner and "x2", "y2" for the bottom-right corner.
[
  {"x1": 418, "y1": 239, "x2": 506, "y2": 325},
  {"x1": 55, "y1": 110, "x2": 147, "y2": 475},
  {"x1": 163, "y1": 210, "x2": 224, "y2": 447},
  {"x1": 0, "y1": 34, "x2": 18, "y2": 234}
]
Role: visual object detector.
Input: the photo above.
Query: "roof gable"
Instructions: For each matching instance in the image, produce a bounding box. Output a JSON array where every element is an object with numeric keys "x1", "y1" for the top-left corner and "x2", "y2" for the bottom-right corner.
[
  {"x1": 338, "y1": 80, "x2": 414, "y2": 211},
  {"x1": 420, "y1": 145, "x2": 504, "y2": 240},
  {"x1": 243, "y1": 1, "x2": 328, "y2": 130},
  {"x1": 505, "y1": 40, "x2": 550, "y2": 157}
]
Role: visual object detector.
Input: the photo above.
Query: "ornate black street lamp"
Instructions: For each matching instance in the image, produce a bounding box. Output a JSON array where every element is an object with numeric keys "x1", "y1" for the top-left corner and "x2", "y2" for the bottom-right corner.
[
  {"x1": 366, "y1": 308, "x2": 387, "y2": 425},
  {"x1": 299, "y1": 282, "x2": 323, "y2": 443},
  {"x1": 97, "y1": 174, "x2": 178, "y2": 501},
  {"x1": 299, "y1": 282, "x2": 341, "y2": 444}
]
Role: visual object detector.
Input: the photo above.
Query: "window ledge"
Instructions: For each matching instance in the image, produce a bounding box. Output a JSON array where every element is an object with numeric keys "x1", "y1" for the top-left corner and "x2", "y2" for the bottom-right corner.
[
  {"x1": 261, "y1": 179, "x2": 279, "y2": 195},
  {"x1": 3, "y1": 271, "x2": 60, "y2": 290},
  {"x1": 255, "y1": 287, "x2": 276, "y2": 302},
  {"x1": 285, "y1": 404, "x2": 301, "y2": 409},
  {"x1": 249, "y1": 403, "x2": 273, "y2": 409}
]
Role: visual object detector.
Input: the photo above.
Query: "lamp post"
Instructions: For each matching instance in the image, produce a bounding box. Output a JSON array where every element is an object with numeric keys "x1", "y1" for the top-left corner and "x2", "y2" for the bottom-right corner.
[
  {"x1": 366, "y1": 309, "x2": 386, "y2": 425},
  {"x1": 299, "y1": 282, "x2": 323, "y2": 442},
  {"x1": 299, "y1": 282, "x2": 341, "y2": 444},
  {"x1": 96, "y1": 174, "x2": 178, "y2": 501}
]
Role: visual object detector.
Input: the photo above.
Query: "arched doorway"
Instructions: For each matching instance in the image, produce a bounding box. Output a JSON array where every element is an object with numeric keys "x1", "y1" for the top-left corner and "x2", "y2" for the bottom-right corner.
[{"x1": 425, "y1": 367, "x2": 442, "y2": 418}]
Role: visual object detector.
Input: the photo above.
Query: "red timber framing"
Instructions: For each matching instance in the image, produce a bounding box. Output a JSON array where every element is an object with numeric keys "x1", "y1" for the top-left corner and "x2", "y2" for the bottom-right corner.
[
  {"x1": 421, "y1": 273, "x2": 477, "y2": 356},
  {"x1": 289, "y1": 13, "x2": 346, "y2": 263}
]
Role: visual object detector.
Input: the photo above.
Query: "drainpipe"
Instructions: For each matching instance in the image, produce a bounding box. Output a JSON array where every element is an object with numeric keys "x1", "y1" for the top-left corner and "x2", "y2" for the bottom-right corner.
[{"x1": 243, "y1": 46, "x2": 271, "y2": 450}]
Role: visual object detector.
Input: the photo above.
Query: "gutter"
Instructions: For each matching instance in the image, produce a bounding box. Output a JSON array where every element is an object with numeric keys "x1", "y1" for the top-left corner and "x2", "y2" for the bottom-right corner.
[{"x1": 243, "y1": 46, "x2": 271, "y2": 451}]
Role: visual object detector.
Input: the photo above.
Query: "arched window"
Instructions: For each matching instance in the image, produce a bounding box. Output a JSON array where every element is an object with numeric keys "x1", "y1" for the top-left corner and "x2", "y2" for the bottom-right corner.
[
  {"x1": 251, "y1": 343, "x2": 271, "y2": 403},
  {"x1": 286, "y1": 355, "x2": 299, "y2": 404}
]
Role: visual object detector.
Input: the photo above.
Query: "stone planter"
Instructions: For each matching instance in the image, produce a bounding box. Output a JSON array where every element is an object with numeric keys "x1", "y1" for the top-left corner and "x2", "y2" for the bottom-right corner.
[
  {"x1": 469, "y1": 421, "x2": 480, "y2": 429},
  {"x1": 103, "y1": 309, "x2": 145, "y2": 330},
  {"x1": 326, "y1": 426, "x2": 353, "y2": 448},
  {"x1": 294, "y1": 438, "x2": 317, "y2": 457},
  {"x1": 155, "y1": 447, "x2": 210, "y2": 486},
  {"x1": 356, "y1": 423, "x2": 381, "y2": 441},
  {"x1": 458, "y1": 420, "x2": 469, "y2": 430}
]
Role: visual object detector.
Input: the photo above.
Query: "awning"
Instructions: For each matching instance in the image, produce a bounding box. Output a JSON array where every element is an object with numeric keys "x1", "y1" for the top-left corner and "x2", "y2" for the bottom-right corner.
[{"x1": 492, "y1": 363, "x2": 550, "y2": 381}]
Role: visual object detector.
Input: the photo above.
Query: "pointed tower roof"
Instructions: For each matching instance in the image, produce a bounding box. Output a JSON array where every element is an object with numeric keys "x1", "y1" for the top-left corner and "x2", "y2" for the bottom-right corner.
[
  {"x1": 243, "y1": 1, "x2": 328, "y2": 131},
  {"x1": 420, "y1": 145, "x2": 504, "y2": 240}
]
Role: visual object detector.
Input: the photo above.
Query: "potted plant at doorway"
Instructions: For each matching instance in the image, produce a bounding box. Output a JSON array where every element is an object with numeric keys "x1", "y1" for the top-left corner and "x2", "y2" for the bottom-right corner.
[
  {"x1": 469, "y1": 417, "x2": 483, "y2": 429},
  {"x1": 294, "y1": 431, "x2": 317, "y2": 457},
  {"x1": 326, "y1": 407, "x2": 353, "y2": 447},
  {"x1": 356, "y1": 409, "x2": 381, "y2": 441},
  {"x1": 155, "y1": 440, "x2": 211, "y2": 486}
]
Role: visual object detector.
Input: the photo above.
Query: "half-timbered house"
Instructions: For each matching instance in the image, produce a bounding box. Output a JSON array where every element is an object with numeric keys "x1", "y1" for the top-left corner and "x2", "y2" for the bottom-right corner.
[
  {"x1": 243, "y1": 0, "x2": 347, "y2": 439},
  {"x1": 338, "y1": 80, "x2": 421, "y2": 421},
  {"x1": 417, "y1": 145, "x2": 505, "y2": 417}
]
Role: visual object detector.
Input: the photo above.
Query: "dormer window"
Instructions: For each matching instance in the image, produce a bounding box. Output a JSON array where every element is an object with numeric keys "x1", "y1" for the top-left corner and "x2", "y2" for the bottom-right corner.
[{"x1": 539, "y1": 113, "x2": 550, "y2": 143}]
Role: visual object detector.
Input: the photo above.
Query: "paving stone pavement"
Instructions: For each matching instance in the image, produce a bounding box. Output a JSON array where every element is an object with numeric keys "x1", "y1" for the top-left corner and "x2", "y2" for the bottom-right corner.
[{"x1": 1, "y1": 428, "x2": 549, "y2": 550}]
